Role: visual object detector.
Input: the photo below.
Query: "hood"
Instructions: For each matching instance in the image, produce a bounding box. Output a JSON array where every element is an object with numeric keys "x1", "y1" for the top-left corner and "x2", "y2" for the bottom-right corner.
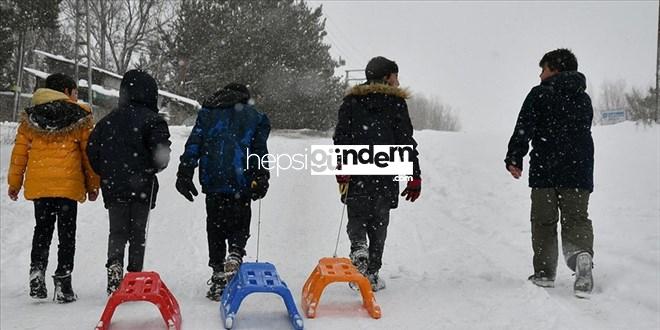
[
  {"x1": 541, "y1": 71, "x2": 587, "y2": 95},
  {"x1": 346, "y1": 82, "x2": 410, "y2": 112},
  {"x1": 32, "y1": 88, "x2": 70, "y2": 106},
  {"x1": 23, "y1": 90, "x2": 91, "y2": 134},
  {"x1": 119, "y1": 69, "x2": 159, "y2": 112},
  {"x1": 202, "y1": 88, "x2": 250, "y2": 109}
]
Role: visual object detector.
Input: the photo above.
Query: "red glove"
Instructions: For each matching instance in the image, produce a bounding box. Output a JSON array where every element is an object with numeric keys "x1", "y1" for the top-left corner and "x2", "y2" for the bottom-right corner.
[
  {"x1": 401, "y1": 178, "x2": 421, "y2": 202},
  {"x1": 336, "y1": 175, "x2": 350, "y2": 184}
]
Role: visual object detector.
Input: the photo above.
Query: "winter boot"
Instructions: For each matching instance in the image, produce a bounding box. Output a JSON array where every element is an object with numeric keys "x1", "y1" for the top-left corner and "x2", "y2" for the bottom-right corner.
[
  {"x1": 206, "y1": 271, "x2": 227, "y2": 301},
  {"x1": 528, "y1": 270, "x2": 555, "y2": 288},
  {"x1": 367, "y1": 272, "x2": 386, "y2": 292},
  {"x1": 574, "y1": 252, "x2": 593, "y2": 298},
  {"x1": 53, "y1": 273, "x2": 77, "y2": 303},
  {"x1": 29, "y1": 266, "x2": 47, "y2": 299},
  {"x1": 224, "y1": 252, "x2": 243, "y2": 284},
  {"x1": 348, "y1": 246, "x2": 369, "y2": 290},
  {"x1": 349, "y1": 246, "x2": 369, "y2": 275},
  {"x1": 106, "y1": 263, "x2": 124, "y2": 295}
]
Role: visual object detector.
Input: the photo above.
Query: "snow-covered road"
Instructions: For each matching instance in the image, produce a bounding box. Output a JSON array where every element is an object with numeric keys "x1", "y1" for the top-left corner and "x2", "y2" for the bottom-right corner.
[{"x1": 1, "y1": 122, "x2": 658, "y2": 329}]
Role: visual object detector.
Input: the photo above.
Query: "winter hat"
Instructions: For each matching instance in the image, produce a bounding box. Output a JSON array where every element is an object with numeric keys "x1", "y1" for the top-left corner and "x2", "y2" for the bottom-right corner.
[
  {"x1": 201, "y1": 83, "x2": 251, "y2": 108},
  {"x1": 119, "y1": 69, "x2": 158, "y2": 111},
  {"x1": 365, "y1": 56, "x2": 398, "y2": 81},
  {"x1": 223, "y1": 83, "x2": 250, "y2": 104}
]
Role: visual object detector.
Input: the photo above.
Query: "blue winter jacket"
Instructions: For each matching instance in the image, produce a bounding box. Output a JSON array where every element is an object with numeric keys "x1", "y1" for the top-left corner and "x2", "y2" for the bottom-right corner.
[{"x1": 178, "y1": 92, "x2": 270, "y2": 196}]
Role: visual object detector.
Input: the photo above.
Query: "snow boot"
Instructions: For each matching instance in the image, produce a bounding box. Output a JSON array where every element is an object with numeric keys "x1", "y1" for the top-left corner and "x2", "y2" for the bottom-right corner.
[
  {"x1": 106, "y1": 263, "x2": 124, "y2": 295},
  {"x1": 367, "y1": 272, "x2": 386, "y2": 292},
  {"x1": 574, "y1": 252, "x2": 593, "y2": 298},
  {"x1": 349, "y1": 246, "x2": 369, "y2": 275},
  {"x1": 528, "y1": 270, "x2": 555, "y2": 288},
  {"x1": 224, "y1": 252, "x2": 242, "y2": 284},
  {"x1": 348, "y1": 246, "x2": 369, "y2": 290},
  {"x1": 29, "y1": 266, "x2": 47, "y2": 299},
  {"x1": 206, "y1": 271, "x2": 227, "y2": 301},
  {"x1": 53, "y1": 273, "x2": 77, "y2": 303}
]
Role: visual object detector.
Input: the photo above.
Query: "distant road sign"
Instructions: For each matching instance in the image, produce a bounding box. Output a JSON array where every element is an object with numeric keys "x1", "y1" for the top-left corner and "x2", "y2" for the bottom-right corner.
[{"x1": 600, "y1": 109, "x2": 626, "y2": 125}]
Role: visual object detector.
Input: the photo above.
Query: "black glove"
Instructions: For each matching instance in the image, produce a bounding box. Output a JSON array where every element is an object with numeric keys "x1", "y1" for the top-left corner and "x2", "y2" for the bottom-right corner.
[
  {"x1": 175, "y1": 175, "x2": 198, "y2": 202},
  {"x1": 250, "y1": 174, "x2": 269, "y2": 201}
]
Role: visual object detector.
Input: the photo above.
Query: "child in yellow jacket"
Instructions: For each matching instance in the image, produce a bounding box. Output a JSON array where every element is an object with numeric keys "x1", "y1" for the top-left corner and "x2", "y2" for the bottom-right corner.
[{"x1": 6, "y1": 73, "x2": 99, "y2": 303}]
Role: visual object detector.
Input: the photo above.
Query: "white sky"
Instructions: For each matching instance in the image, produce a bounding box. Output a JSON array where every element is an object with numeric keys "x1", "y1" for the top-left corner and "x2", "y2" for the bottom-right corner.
[{"x1": 308, "y1": 0, "x2": 658, "y2": 132}]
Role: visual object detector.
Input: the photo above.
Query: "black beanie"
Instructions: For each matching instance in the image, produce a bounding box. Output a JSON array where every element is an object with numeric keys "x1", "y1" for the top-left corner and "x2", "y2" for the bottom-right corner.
[
  {"x1": 223, "y1": 83, "x2": 250, "y2": 104},
  {"x1": 365, "y1": 56, "x2": 398, "y2": 81},
  {"x1": 119, "y1": 69, "x2": 158, "y2": 112}
]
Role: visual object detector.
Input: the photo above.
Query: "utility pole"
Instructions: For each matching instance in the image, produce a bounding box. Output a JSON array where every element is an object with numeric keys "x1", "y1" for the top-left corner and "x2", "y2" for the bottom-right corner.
[
  {"x1": 656, "y1": 0, "x2": 659, "y2": 123},
  {"x1": 344, "y1": 69, "x2": 364, "y2": 88},
  {"x1": 11, "y1": 31, "x2": 25, "y2": 122},
  {"x1": 74, "y1": 0, "x2": 80, "y2": 82},
  {"x1": 85, "y1": 0, "x2": 93, "y2": 109}
]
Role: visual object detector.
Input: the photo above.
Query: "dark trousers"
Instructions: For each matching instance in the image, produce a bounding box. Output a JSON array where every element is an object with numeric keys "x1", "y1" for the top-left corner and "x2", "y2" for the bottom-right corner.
[
  {"x1": 206, "y1": 193, "x2": 252, "y2": 272},
  {"x1": 346, "y1": 196, "x2": 391, "y2": 274},
  {"x1": 107, "y1": 203, "x2": 150, "y2": 272},
  {"x1": 530, "y1": 188, "x2": 594, "y2": 275},
  {"x1": 31, "y1": 198, "x2": 78, "y2": 276}
]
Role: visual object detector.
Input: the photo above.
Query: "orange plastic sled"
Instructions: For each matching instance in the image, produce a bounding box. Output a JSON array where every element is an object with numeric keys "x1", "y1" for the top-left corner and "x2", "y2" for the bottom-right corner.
[{"x1": 301, "y1": 257, "x2": 381, "y2": 319}]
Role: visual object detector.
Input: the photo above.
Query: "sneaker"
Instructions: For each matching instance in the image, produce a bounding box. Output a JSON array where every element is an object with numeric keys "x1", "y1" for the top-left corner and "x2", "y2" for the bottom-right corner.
[
  {"x1": 29, "y1": 267, "x2": 47, "y2": 299},
  {"x1": 349, "y1": 247, "x2": 369, "y2": 275},
  {"x1": 224, "y1": 252, "x2": 243, "y2": 283},
  {"x1": 206, "y1": 272, "x2": 227, "y2": 301},
  {"x1": 574, "y1": 252, "x2": 593, "y2": 298},
  {"x1": 106, "y1": 263, "x2": 124, "y2": 295},
  {"x1": 528, "y1": 270, "x2": 555, "y2": 288},
  {"x1": 367, "y1": 272, "x2": 386, "y2": 292},
  {"x1": 53, "y1": 273, "x2": 77, "y2": 303}
]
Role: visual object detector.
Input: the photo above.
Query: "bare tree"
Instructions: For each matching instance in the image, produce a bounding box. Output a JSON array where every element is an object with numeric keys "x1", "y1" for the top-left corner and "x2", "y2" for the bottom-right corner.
[
  {"x1": 594, "y1": 79, "x2": 628, "y2": 124},
  {"x1": 408, "y1": 93, "x2": 461, "y2": 131},
  {"x1": 60, "y1": 0, "x2": 174, "y2": 74},
  {"x1": 598, "y1": 79, "x2": 628, "y2": 111}
]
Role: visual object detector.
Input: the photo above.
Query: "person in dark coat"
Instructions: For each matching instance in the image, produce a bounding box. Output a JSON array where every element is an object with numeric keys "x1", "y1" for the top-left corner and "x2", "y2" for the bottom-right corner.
[
  {"x1": 505, "y1": 48, "x2": 595, "y2": 297},
  {"x1": 86, "y1": 69, "x2": 171, "y2": 294},
  {"x1": 175, "y1": 83, "x2": 270, "y2": 301},
  {"x1": 333, "y1": 56, "x2": 421, "y2": 291}
]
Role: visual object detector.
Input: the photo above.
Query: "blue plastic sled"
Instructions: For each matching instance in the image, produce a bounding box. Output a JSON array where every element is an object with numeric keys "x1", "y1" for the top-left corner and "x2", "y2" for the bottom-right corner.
[{"x1": 220, "y1": 262, "x2": 304, "y2": 329}]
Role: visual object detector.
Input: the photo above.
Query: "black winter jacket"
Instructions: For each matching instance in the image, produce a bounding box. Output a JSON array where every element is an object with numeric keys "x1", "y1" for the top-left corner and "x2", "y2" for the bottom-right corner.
[
  {"x1": 333, "y1": 82, "x2": 421, "y2": 209},
  {"x1": 505, "y1": 71, "x2": 594, "y2": 192}
]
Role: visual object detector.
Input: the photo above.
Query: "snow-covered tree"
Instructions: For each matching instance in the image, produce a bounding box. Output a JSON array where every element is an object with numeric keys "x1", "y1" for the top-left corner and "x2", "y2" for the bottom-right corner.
[{"x1": 164, "y1": 0, "x2": 344, "y2": 129}]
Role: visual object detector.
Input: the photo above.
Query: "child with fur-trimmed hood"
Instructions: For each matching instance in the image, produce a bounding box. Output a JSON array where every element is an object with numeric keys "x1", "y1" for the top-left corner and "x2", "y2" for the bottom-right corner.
[
  {"x1": 7, "y1": 73, "x2": 100, "y2": 303},
  {"x1": 333, "y1": 56, "x2": 422, "y2": 291}
]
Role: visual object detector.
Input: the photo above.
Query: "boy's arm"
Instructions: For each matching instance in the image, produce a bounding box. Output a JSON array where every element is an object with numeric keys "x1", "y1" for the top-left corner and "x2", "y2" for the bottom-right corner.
[
  {"x1": 145, "y1": 114, "x2": 172, "y2": 173},
  {"x1": 7, "y1": 123, "x2": 31, "y2": 194},
  {"x1": 393, "y1": 100, "x2": 421, "y2": 179},
  {"x1": 177, "y1": 110, "x2": 207, "y2": 178},
  {"x1": 332, "y1": 98, "x2": 352, "y2": 146},
  {"x1": 80, "y1": 119, "x2": 100, "y2": 193},
  {"x1": 86, "y1": 121, "x2": 104, "y2": 176},
  {"x1": 248, "y1": 113, "x2": 271, "y2": 176},
  {"x1": 505, "y1": 88, "x2": 539, "y2": 172}
]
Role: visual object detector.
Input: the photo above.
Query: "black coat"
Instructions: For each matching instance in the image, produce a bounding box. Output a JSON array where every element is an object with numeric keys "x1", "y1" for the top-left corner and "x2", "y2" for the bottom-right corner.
[
  {"x1": 333, "y1": 83, "x2": 421, "y2": 209},
  {"x1": 505, "y1": 71, "x2": 594, "y2": 192},
  {"x1": 87, "y1": 70, "x2": 171, "y2": 208}
]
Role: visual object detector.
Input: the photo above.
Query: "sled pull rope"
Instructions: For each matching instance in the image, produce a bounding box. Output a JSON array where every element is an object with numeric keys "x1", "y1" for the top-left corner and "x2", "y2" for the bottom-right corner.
[
  {"x1": 256, "y1": 199, "x2": 262, "y2": 262},
  {"x1": 333, "y1": 183, "x2": 349, "y2": 258},
  {"x1": 143, "y1": 178, "x2": 156, "y2": 264}
]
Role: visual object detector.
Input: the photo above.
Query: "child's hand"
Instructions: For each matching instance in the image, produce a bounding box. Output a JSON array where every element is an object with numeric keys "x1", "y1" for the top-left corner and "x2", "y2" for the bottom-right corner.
[
  {"x1": 507, "y1": 164, "x2": 522, "y2": 179},
  {"x1": 88, "y1": 190, "x2": 99, "y2": 201},
  {"x1": 7, "y1": 187, "x2": 19, "y2": 201}
]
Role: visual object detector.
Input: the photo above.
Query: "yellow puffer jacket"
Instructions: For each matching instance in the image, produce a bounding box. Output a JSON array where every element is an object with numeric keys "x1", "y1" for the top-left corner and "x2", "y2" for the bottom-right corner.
[{"x1": 7, "y1": 88, "x2": 100, "y2": 202}]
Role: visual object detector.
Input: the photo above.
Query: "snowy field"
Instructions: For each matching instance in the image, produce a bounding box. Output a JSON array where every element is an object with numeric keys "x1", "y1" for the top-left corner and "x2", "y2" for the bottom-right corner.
[{"x1": 1, "y1": 122, "x2": 658, "y2": 329}]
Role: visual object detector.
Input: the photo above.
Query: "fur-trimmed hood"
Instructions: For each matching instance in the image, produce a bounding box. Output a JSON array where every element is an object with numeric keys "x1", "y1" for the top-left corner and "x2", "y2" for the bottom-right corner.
[
  {"x1": 346, "y1": 83, "x2": 410, "y2": 99},
  {"x1": 22, "y1": 88, "x2": 92, "y2": 135}
]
